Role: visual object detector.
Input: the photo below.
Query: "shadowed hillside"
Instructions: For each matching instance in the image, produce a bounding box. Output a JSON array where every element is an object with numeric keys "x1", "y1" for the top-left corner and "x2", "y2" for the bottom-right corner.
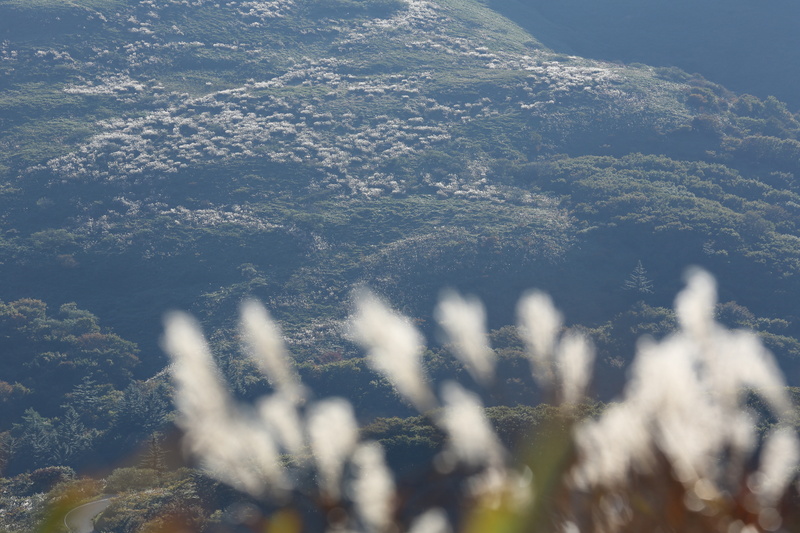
[{"x1": 485, "y1": 0, "x2": 800, "y2": 110}]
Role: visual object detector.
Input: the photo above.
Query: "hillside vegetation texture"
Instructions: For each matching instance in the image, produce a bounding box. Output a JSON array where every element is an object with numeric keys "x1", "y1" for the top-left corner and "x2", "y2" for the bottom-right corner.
[{"x1": 1, "y1": 0, "x2": 800, "y2": 530}]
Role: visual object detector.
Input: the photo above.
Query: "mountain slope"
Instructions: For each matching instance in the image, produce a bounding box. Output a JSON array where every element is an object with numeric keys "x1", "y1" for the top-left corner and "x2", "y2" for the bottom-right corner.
[{"x1": 1, "y1": 0, "x2": 799, "y2": 383}]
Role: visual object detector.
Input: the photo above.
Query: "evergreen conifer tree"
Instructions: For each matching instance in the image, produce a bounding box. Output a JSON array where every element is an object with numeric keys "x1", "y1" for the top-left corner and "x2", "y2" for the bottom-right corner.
[
  {"x1": 140, "y1": 433, "x2": 167, "y2": 480},
  {"x1": 623, "y1": 260, "x2": 654, "y2": 294}
]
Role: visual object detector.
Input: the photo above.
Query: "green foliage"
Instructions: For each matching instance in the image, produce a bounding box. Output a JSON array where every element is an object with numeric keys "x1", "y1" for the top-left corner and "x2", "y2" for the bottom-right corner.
[
  {"x1": 586, "y1": 302, "x2": 678, "y2": 381},
  {"x1": 0, "y1": 298, "x2": 151, "y2": 473},
  {"x1": 63, "y1": 378, "x2": 122, "y2": 430},
  {"x1": 96, "y1": 471, "x2": 208, "y2": 533},
  {"x1": 362, "y1": 415, "x2": 444, "y2": 473},
  {"x1": 8, "y1": 406, "x2": 99, "y2": 473},
  {"x1": 111, "y1": 379, "x2": 172, "y2": 438},
  {"x1": 298, "y1": 358, "x2": 413, "y2": 419},
  {"x1": 27, "y1": 466, "x2": 76, "y2": 495},
  {"x1": 0, "y1": 381, "x2": 30, "y2": 407},
  {"x1": 138, "y1": 434, "x2": 167, "y2": 476},
  {"x1": 586, "y1": 298, "x2": 800, "y2": 393},
  {"x1": 1, "y1": 298, "x2": 132, "y2": 366},
  {"x1": 27, "y1": 229, "x2": 78, "y2": 255},
  {"x1": 360, "y1": 403, "x2": 603, "y2": 477},
  {"x1": 733, "y1": 135, "x2": 800, "y2": 172},
  {"x1": 9, "y1": 409, "x2": 58, "y2": 473},
  {"x1": 305, "y1": 0, "x2": 406, "y2": 17},
  {"x1": 486, "y1": 402, "x2": 602, "y2": 453},
  {"x1": 731, "y1": 95, "x2": 800, "y2": 137},
  {"x1": 487, "y1": 325, "x2": 525, "y2": 352},
  {"x1": 528, "y1": 152, "x2": 800, "y2": 327},
  {"x1": 0, "y1": 298, "x2": 139, "y2": 420},
  {"x1": 104, "y1": 467, "x2": 161, "y2": 494}
]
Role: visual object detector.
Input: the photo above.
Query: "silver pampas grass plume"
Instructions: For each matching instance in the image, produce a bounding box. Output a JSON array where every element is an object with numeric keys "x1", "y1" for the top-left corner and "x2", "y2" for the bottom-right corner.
[
  {"x1": 572, "y1": 268, "x2": 795, "y2": 508},
  {"x1": 163, "y1": 312, "x2": 289, "y2": 497},
  {"x1": 350, "y1": 441, "x2": 396, "y2": 533},
  {"x1": 307, "y1": 397, "x2": 359, "y2": 500},
  {"x1": 435, "y1": 290, "x2": 495, "y2": 386},
  {"x1": 240, "y1": 299, "x2": 304, "y2": 403},
  {"x1": 162, "y1": 268, "x2": 800, "y2": 533},
  {"x1": 437, "y1": 381, "x2": 505, "y2": 469},
  {"x1": 408, "y1": 508, "x2": 452, "y2": 533},
  {"x1": 517, "y1": 290, "x2": 562, "y2": 391},
  {"x1": 350, "y1": 290, "x2": 437, "y2": 412},
  {"x1": 555, "y1": 332, "x2": 594, "y2": 406}
]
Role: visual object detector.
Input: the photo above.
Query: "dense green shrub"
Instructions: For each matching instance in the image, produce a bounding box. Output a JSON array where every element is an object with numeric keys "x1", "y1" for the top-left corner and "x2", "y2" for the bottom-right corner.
[
  {"x1": 104, "y1": 467, "x2": 161, "y2": 494},
  {"x1": 28, "y1": 466, "x2": 75, "y2": 495}
]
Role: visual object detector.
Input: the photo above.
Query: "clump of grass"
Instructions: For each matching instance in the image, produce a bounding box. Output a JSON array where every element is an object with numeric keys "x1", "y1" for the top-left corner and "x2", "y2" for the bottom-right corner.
[{"x1": 163, "y1": 268, "x2": 799, "y2": 532}]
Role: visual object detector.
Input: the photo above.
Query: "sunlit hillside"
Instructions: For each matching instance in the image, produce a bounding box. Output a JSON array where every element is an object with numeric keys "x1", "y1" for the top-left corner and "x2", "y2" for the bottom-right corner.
[{"x1": 1, "y1": 0, "x2": 800, "y2": 530}]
